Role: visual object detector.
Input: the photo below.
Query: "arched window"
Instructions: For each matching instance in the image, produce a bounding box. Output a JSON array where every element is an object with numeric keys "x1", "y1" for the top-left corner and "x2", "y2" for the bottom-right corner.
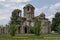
[{"x1": 27, "y1": 6, "x2": 29, "y2": 11}]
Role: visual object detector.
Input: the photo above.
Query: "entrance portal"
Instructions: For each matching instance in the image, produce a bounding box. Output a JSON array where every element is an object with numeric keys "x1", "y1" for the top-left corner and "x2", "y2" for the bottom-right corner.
[
  {"x1": 18, "y1": 27, "x2": 20, "y2": 33},
  {"x1": 24, "y1": 27, "x2": 27, "y2": 33}
]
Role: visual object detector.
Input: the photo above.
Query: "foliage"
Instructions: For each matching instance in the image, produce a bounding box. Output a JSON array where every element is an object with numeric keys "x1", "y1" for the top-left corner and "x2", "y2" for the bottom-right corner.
[
  {"x1": 8, "y1": 23, "x2": 18, "y2": 36},
  {"x1": 30, "y1": 26, "x2": 35, "y2": 34},
  {"x1": 8, "y1": 9, "x2": 21, "y2": 36},
  {"x1": 30, "y1": 19, "x2": 41, "y2": 35},
  {"x1": 11, "y1": 9, "x2": 21, "y2": 24},
  {"x1": 34, "y1": 20, "x2": 41, "y2": 35},
  {"x1": 52, "y1": 12, "x2": 60, "y2": 31},
  {"x1": 56, "y1": 24, "x2": 60, "y2": 34}
]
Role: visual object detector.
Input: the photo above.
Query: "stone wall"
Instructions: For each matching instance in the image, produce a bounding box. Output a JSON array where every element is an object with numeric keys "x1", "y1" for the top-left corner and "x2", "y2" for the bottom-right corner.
[{"x1": 0, "y1": 25, "x2": 8, "y2": 34}]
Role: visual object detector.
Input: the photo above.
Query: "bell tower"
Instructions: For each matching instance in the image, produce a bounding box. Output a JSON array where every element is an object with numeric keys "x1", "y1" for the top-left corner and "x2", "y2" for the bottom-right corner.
[{"x1": 23, "y1": 4, "x2": 35, "y2": 20}]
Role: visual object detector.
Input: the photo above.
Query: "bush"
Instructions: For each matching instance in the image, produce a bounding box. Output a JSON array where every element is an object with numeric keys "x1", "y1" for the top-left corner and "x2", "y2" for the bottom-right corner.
[
  {"x1": 30, "y1": 20, "x2": 41, "y2": 35},
  {"x1": 56, "y1": 24, "x2": 60, "y2": 34},
  {"x1": 8, "y1": 23, "x2": 17, "y2": 36}
]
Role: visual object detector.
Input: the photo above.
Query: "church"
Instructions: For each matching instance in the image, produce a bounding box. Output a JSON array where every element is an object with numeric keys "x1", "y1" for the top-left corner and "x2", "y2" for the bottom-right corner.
[
  {"x1": 0, "y1": 4, "x2": 51, "y2": 34},
  {"x1": 16, "y1": 4, "x2": 51, "y2": 34}
]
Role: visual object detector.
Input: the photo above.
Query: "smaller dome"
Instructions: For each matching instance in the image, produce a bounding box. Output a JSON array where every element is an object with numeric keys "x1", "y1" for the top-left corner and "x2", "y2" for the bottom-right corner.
[
  {"x1": 12, "y1": 9, "x2": 22, "y2": 13},
  {"x1": 40, "y1": 12, "x2": 45, "y2": 18}
]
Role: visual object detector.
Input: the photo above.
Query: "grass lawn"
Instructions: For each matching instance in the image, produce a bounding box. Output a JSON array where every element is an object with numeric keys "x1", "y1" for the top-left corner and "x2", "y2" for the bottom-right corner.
[{"x1": 0, "y1": 34, "x2": 60, "y2": 40}]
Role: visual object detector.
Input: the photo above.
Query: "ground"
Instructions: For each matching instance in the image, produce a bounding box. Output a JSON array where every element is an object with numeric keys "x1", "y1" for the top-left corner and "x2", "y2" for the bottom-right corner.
[{"x1": 0, "y1": 34, "x2": 60, "y2": 40}]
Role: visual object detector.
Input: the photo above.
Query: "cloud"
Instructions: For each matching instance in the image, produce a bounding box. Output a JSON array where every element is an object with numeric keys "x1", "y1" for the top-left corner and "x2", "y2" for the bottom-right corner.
[
  {"x1": 35, "y1": 3, "x2": 60, "y2": 21},
  {"x1": 49, "y1": 3, "x2": 60, "y2": 12},
  {"x1": 40, "y1": 6, "x2": 48, "y2": 11},
  {"x1": 9, "y1": 0, "x2": 31, "y2": 2},
  {"x1": 0, "y1": 17, "x2": 8, "y2": 20},
  {"x1": 0, "y1": 2, "x2": 60, "y2": 25},
  {"x1": 0, "y1": 0, "x2": 5, "y2": 2},
  {"x1": 46, "y1": 15, "x2": 54, "y2": 21},
  {"x1": 0, "y1": 3, "x2": 26, "y2": 25},
  {"x1": 0, "y1": 0, "x2": 31, "y2": 2},
  {"x1": 50, "y1": 3, "x2": 60, "y2": 10},
  {"x1": 0, "y1": 14, "x2": 10, "y2": 25},
  {"x1": 4, "y1": 4, "x2": 11, "y2": 7},
  {"x1": 47, "y1": 3, "x2": 60, "y2": 21},
  {"x1": 7, "y1": 0, "x2": 31, "y2": 3},
  {"x1": 35, "y1": 6, "x2": 49, "y2": 16},
  {"x1": 0, "y1": 9, "x2": 10, "y2": 20}
]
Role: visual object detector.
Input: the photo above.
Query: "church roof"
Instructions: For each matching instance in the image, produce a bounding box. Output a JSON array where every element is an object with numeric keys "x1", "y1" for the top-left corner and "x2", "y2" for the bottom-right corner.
[
  {"x1": 23, "y1": 4, "x2": 35, "y2": 9},
  {"x1": 40, "y1": 12, "x2": 45, "y2": 17}
]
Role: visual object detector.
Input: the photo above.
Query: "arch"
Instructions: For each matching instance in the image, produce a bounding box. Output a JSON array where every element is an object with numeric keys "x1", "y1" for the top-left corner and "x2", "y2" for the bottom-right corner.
[{"x1": 24, "y1": 27, "x2": 27, "y2": 33}]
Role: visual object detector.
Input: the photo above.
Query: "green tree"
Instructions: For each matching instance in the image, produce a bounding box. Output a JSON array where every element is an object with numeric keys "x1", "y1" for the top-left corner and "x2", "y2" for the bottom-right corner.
[
  {"x1": 8, "y1": 9, "x2": 21, "y2": 36},
  {"x1": 30, "y1": 25, "x2": 35, "y2": 33},
  {"x1": 56, "y1": 24, "x2": 60, "y2": 34},
  {"x1": 34, "y1": 20, "x2": 41, "y2": 35},
  {"x1": 30, "y1": 19, "x2": 41, "y2": 35},
  {"x1": 8, "y1": 23, "x2": 17, "y2": 36},
  {"x1": 52, "y1": 12, "x2": 60, "y2": 31}
]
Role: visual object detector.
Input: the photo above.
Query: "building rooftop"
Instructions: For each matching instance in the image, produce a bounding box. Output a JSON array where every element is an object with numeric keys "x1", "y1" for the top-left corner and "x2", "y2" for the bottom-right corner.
[{"x1": 23, "y1": 4, "x2": 35, "y2": 9}]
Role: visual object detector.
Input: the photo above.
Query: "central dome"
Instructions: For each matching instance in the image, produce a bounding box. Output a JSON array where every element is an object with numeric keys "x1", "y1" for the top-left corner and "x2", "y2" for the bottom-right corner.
[{"x1": 23, "y1": 4, "x2": 35, "y2": 9}]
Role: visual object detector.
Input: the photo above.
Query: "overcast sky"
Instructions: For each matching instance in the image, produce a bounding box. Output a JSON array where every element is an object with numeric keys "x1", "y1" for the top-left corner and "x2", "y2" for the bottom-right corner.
[{"x1": 0, "y1": 0, "x2": 60, "y2": 25}]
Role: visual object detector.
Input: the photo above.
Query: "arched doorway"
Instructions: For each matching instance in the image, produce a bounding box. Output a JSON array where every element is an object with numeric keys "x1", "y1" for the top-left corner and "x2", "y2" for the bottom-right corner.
[
  {"x1": 18, "y1": 27, "x2": 20, "y2": 33},
  {"x1": 24, "y1": 27, "x2": 27, "y2": 33}
]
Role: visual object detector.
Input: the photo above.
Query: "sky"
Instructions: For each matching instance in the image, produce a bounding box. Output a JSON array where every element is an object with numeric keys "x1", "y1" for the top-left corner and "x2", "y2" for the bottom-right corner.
[{"x1": 0, "y1": 0, "x2": 60, "y2": 25}]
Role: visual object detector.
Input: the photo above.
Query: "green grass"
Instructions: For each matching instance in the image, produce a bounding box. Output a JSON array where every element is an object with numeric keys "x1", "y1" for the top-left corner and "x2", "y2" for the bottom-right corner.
[{"x1": 0, "y1": 34, "x2": 60, "y2": 40}]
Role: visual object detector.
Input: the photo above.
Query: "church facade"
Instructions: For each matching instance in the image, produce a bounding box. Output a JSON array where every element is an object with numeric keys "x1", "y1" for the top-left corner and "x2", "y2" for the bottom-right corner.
[
  {"x1": 0, "y1": 4, "x2": 51, "y2": 34},
  {"x1": 16, "y1": 4, "x2": 51, "y2": 34}
]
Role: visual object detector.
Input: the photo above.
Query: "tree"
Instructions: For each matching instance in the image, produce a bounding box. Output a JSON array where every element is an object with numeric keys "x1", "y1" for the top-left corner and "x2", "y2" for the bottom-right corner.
[
  {"x1": 30, "y1": 19, "x2": 41, "y2": 35},
  {"x1": 52, "y1": 12, "x2": 60, "y2": 31},
  {"x1": 34, "y1": 20, "x2": 41, "y2": 35},
  {"x1": 8, "y1": 9, "x2": 21, "y2": 36},
  {"x1": 8, "y1": 23, "x2": 17, "y2": 36},
  {"x1": 56, "y1": 24, "x2": 60, "y2": 34}
]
